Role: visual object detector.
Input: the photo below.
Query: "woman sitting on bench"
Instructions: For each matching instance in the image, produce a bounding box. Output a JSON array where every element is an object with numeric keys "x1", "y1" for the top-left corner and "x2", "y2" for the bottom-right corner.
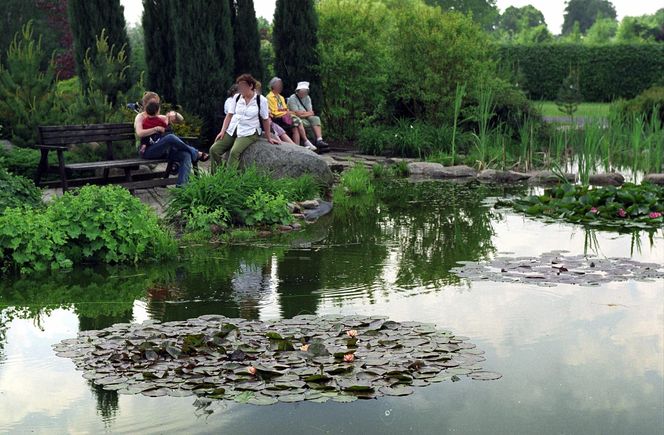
[{"x1": 134, "y1": 91, "x2": 208, "y2": 186}]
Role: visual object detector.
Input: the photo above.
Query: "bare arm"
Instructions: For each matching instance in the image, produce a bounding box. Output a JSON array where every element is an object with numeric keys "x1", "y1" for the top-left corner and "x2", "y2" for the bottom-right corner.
[
  {"x1": 215, "y1": 113, "x2": 234, "y2": 141},
  {"x1": 134, "y1": 113, "x2": 164, "y2": 137}
]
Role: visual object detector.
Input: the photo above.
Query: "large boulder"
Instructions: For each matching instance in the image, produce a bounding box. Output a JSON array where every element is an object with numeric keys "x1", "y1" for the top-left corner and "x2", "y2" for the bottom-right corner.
[{"x1": 238, "y1": 139, "x2": 334, "y2": 187}]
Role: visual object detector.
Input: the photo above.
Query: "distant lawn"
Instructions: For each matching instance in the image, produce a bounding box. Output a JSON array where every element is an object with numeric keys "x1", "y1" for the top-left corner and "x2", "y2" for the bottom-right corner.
[{"x1": 537, "y1": 101, "x2": 611, "y2": 119}]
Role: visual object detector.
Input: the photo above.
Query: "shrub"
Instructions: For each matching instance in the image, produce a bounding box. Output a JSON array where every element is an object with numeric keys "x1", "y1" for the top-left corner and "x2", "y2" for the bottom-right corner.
[
  {"x1": 185, "y1": 205, "x2": 231, "y2": 234},
  {"x1": 356, "y1": 121, "x2": 464, "y2": 158},
  {"x1": 242, "y1": 188, "x2": 292, "y2": 226},
  {"x1": 0, "y1": 168, "x2": 42, "y2": 213},
  {"x1": 167, "y1": 167, "x2": 322, "y2": 227},
  {"x1": 498, "y1": 43, "x2": 664, "y2": 102},
  {"x1": 0, "y1": 185, "x2": 176, "y2": 273},
  {"x1": 614, "y1": 86, "x2": 664, "y2": 124}
]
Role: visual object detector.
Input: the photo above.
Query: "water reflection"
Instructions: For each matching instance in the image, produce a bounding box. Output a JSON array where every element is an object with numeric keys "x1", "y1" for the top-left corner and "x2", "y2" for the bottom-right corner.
[{"x1": 0, "y1": 180, "x2": 662, "y2": 434}]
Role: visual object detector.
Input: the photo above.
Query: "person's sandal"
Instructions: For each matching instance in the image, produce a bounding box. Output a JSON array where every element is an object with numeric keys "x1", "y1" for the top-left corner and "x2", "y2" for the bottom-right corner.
[{"x1": 199, "y1": 152, "x2": 210, "y2": 162}]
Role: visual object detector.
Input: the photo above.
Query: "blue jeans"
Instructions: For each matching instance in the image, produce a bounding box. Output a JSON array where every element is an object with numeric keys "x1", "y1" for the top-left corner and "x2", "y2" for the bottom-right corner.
[{"x1": 141, "y1": 134, "x2": 198, "y2": 186}]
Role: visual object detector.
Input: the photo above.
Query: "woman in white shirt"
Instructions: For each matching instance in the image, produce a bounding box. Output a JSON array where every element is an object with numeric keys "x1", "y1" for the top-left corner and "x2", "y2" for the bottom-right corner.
[{"x1": 210, "y1": 74, "x2": 277, "y2": 172}]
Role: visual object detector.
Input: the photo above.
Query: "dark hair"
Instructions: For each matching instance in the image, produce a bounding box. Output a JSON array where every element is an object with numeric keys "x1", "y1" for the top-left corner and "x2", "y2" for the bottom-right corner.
[
  {"x1": 235, "y1": 73, "x2": 257, "y2": 90},
  {"x1": 145, "y1": 101, "x2": 160, "y2": 116},
  {"x1": 227, "y1": 83, "x2": 239, "y2": 97}
]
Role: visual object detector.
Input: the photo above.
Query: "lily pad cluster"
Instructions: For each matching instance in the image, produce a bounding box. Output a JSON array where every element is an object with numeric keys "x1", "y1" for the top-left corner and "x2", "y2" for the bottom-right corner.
[
  {"x1": 452, "y1": 250, "x2": 664, "y2": 286},
  {"x1": 498, "y1": 182, "x2": 664, "y2": 229},
  {"x1": 54, "y1": 314, "x2": 499, "y2": 405}
]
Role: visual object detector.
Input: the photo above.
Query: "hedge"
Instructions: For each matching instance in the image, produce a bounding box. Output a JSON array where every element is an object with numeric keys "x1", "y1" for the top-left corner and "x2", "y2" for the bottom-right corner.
[{"x1": 498, "y1": 44, "x2": 664, "y2": 102}]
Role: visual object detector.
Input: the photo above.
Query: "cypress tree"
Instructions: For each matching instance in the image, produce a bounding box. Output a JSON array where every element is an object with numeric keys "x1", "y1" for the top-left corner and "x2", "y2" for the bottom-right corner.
[
  {"x1": 142, "y1": 0, "x2": 176, "y2": 102},
  {"x1": 229, "y1": 0, "x2": 264, "y2": 82},
  {"x1": 170, "y1": 0, "x2": 234, "y2": 143},
  {"x1": 67, "y1": 0, "x2": 133, "y2": 91},
  {"x1": 272, "y1": 0, "x2": 322, "y2": 106}
]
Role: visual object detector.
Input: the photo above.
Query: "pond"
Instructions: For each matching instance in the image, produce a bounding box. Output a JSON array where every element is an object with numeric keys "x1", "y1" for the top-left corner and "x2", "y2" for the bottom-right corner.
[{"x1": 1, "y1": 180, "x2": 662, "y2": 434}]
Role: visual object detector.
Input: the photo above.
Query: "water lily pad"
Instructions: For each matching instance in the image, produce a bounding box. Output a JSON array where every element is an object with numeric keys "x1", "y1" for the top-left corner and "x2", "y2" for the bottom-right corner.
[
  {"x1": 470, "y1": 371, "x2": 502, "y2": 381},
  {"x1": 380, "y1": 385, "x2": 414, "y2": 396}
]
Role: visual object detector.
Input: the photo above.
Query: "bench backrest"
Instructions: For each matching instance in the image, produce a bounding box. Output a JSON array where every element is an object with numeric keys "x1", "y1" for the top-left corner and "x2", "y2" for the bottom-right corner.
[{"x1": 38, "y1": 123, "x2": 135, "y2": 146}]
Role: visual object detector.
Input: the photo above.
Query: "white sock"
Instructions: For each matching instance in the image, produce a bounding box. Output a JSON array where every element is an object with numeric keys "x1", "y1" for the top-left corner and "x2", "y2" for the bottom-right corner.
[
  {"x1": 304, "y1": 140, "x2": 314, "y2": 147},
  {"x1": 317, "y1": 137, "x2": 323, "y2": 142}
]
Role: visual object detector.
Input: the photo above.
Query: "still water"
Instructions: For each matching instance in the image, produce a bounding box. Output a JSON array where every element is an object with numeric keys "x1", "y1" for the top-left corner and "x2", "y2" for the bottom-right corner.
[{"x1": 1, "y1": 180, "x2": 662, "y2": 434}]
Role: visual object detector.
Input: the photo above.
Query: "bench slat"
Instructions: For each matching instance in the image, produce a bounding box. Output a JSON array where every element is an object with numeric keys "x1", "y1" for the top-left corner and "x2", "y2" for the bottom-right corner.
[
  {"x1": 41, "y1": 133, "x2": 135, "y2": 145},
  {"x1": 65, "y1": 158, "x2": 169, "y2": 170},
  {"x1": 39, "y1": 123, "x2": 133, "y2": 132}
]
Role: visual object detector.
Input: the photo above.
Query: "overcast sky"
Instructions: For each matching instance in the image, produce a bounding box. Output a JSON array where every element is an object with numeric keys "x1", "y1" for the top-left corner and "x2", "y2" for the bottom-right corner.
[{"x1": 121, "y1": 0, "x2": 662, "y2": 34}]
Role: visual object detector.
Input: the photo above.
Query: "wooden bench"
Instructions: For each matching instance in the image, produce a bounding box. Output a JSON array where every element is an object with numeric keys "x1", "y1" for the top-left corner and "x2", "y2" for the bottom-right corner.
[{"x1": 34, "y1": 123, "x2": 198, "y2": 192}]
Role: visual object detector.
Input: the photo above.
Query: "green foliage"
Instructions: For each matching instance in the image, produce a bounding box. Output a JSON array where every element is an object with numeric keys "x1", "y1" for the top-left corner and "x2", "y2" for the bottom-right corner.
[
  {"x1": 0, "y1": 185, "x2": 176, "y2": 274},
  {"x1": 273, "y1": 0, "x2": 322, "y2": 107},
  {"x1": 0, "y1": 22, "x2": 67, "y2": 146},
  {"x1": 425, "y1": 0, "x2": 499, "y2": 31},
  {"x1": 127, "y1": 24, "x2": 147, "y2": 78},
  {"x1": 68, "y1": 0, "x2": 133, "y2": 92},
  {"x1": 556, "y1": 68, "x2": 582, "y2": 119},
  {"x1": 357, "y1": 121, "x2": 461, "y2": 158},
  {"x1": 0, "y1": 168, "x2": 42, "y2": 213},
  {"x1": 390, "y1": 2, "x2": 493, "y2": 124},
  {"x1": 167, "y1": 166, "x2": 322, "y2": 227},
  {"x1": 185, "y1": 205, "x2": 231, "y2": 233},
  {"x1": 508, "y1": 183, "x2": 664, "y2": 228},
  {"x1": 337, "y1": 165, "x2": 375, "y2": 196},
  {"x1": 585, "y1": 18, "x2": 618, "y2": 44},
  {"x1": 0, "y1": 146, "x2": 52, "y2": 179},
  {"x1": 616, "y1": 10, "x2": 664, "y2": 43},
  {"x1": 170, "y1": 0, "x2": 234, "y2": 143},
  {"x1": 498, "y1": 44, "x2": 664, "y2": 102},
  {"x1": 317, "y1": 0, "x2": 392, "y2": 142},
  {"x1": 614, "y1": 86, "x2": 664, "y2": 124},
  {"x1": 242, "y1": 188, "x2": 292, "y2": 226},
  {"x1": 230, "y1": 0, "x2": 264, "y2": 80},
  {"x1": 562, "y1": 0, "x2": 617, "y2": 35},
  {"x1": 142, "y1": 0, "x2": 177, "y2": 103}
]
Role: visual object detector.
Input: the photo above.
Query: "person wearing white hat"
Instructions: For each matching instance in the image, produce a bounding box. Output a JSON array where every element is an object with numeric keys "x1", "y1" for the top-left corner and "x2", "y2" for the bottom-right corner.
[{"x1": 287, "y1": 81, "x2": 330, "y2": 152}]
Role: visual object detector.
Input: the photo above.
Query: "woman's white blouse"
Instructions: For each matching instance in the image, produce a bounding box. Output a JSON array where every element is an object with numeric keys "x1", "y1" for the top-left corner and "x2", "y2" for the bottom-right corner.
[{"x1": 227, "y1": 93, "x2": 269, "y2": 137}]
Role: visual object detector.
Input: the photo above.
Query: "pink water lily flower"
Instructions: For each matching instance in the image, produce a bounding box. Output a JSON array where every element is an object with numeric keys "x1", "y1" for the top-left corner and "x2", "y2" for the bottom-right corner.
[
  {"x1": 617, "y1": 209, "x2": 627, "y2": 218},
  {"x1": 649, "y1": 211, "x2": 662, "y2": 219},
  {"x1": 248, "y1": 366, "x2": 257, "y2": 376},
  {"x1": 589, "y1": 207, "x2": 598, "y2": 214},
  {"x1": 300, "y1": 344, "x2": 309, "y2": 352},
  {"x1": 346, "y1": 330, "x2": 358, "y2": 338},
  {"x1": 343, "y1": 353, "x2": 355, "y2": 363}
]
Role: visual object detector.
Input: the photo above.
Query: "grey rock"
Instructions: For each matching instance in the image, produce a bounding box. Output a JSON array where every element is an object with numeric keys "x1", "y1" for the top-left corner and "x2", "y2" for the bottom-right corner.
[
  {"x1": 589, "y1": 173, "x2": 625, "y2": 186},
  {"x1": 238, "y1": 140, "x2": 334, "y2": 187},
  {"x1": 408, "y1": 162, "x2": 476, "y2": 179},
  {"x1": 299, "y1": 199, "x2": 319, "y2": 209},
  {"x1": 528, "y1": 170, "x2": 577, "y2": 185},
  {"x1": 478, "y1": 169, "x2": 530, "y2": 183},
  {"x1": 643, "y1": 173, "x2": 664, "y2": 185}
]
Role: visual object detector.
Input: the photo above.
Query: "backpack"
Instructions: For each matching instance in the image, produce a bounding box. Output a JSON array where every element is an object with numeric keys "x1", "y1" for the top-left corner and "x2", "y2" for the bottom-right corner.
[{"x1": 235, "y1": 93, "x2": 262, "y2": 115}]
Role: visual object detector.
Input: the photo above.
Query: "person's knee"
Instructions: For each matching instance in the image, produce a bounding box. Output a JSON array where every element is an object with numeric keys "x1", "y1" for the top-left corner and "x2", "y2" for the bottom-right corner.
[{"x1": 310, "y1": 116, "x2": 322, "y2": 126}]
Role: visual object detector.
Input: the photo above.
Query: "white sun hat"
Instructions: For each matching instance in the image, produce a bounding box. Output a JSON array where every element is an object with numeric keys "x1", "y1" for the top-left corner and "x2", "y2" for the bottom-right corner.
[{"x1": 295, "y1": 81, "x2": 310, "y2": 91}]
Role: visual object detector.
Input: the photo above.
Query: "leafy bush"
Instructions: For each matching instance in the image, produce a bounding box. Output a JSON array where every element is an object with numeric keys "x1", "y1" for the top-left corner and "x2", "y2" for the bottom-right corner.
[
  {"x1": 185, "y1": 205, "x2": 231, "y2": 234},
  {"x1": 167, "y1": 167, "x2": 322, "y2": 227},
  {"x1": 0, "y1": 185, "x2": 176, "y2": 273},
  {"x1": 504, "y1": 182, "x2": 664, "y2": 228},
  {"x1": 614, "y1": 86, "x2": 664, "y2": 124},
  {"x1": 317, "y1": 0, "x2": 393, "y2": 141},
  {"x1": 0, "y1": 22, "x2": 67, "y2": 146},
  {"x1": 498, "y1": 43, "x2": 664, "y2": 102},
  {"x1": 242, "y1": 188, "x2": 292, "y2": 226},
  {"x1": 0, "y1": 168, "x2": 42, "y2": 213}
]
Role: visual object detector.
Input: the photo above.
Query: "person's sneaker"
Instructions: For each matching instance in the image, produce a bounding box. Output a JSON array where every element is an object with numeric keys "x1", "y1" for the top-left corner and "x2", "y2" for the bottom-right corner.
[
  {"x1": 316, "y1": 139, "x2": 330, "y2": 149},
  {"x1": 305, "y1": 143, "x2": 317, "y2": 151}
]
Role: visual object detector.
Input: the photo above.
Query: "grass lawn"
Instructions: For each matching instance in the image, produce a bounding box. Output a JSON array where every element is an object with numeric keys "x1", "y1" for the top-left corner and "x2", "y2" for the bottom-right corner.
[{"x1": 537, "y1": 101, "x2": 611, "y2": 119}]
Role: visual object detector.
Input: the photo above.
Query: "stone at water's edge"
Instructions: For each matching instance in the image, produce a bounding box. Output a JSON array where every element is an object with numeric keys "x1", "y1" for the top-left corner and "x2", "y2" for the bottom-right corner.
[
  {"x1": 643, "y1": 174, "x2": 664, "y2": 185},
  {"x1": 478, "y1": 169, "x2": 530, "y2": 183},
  {"x1": 588, "y1": 173, "x2": 625, "y2": 186},
  {"x1": 408, "y1": 162, "x2": 476, "y2": 178},
  {"x1": 528, "y1": 170, "x2": 577, "y2": 185},
  {"x1": 237, "y1": 139, "x2": 334, "y2": 187}
]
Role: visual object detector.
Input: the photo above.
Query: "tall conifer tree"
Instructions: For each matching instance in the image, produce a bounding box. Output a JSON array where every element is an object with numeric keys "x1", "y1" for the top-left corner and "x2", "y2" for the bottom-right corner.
[
  {"x1": 230, "y1": 0, "x2": 264, "y2": 82},
  {"x1": 272, "y1": 0, "x2": 322, "y2": 106},
  {"x1": 142, "y1": 0, "x2": 176, "y2": 102}
]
